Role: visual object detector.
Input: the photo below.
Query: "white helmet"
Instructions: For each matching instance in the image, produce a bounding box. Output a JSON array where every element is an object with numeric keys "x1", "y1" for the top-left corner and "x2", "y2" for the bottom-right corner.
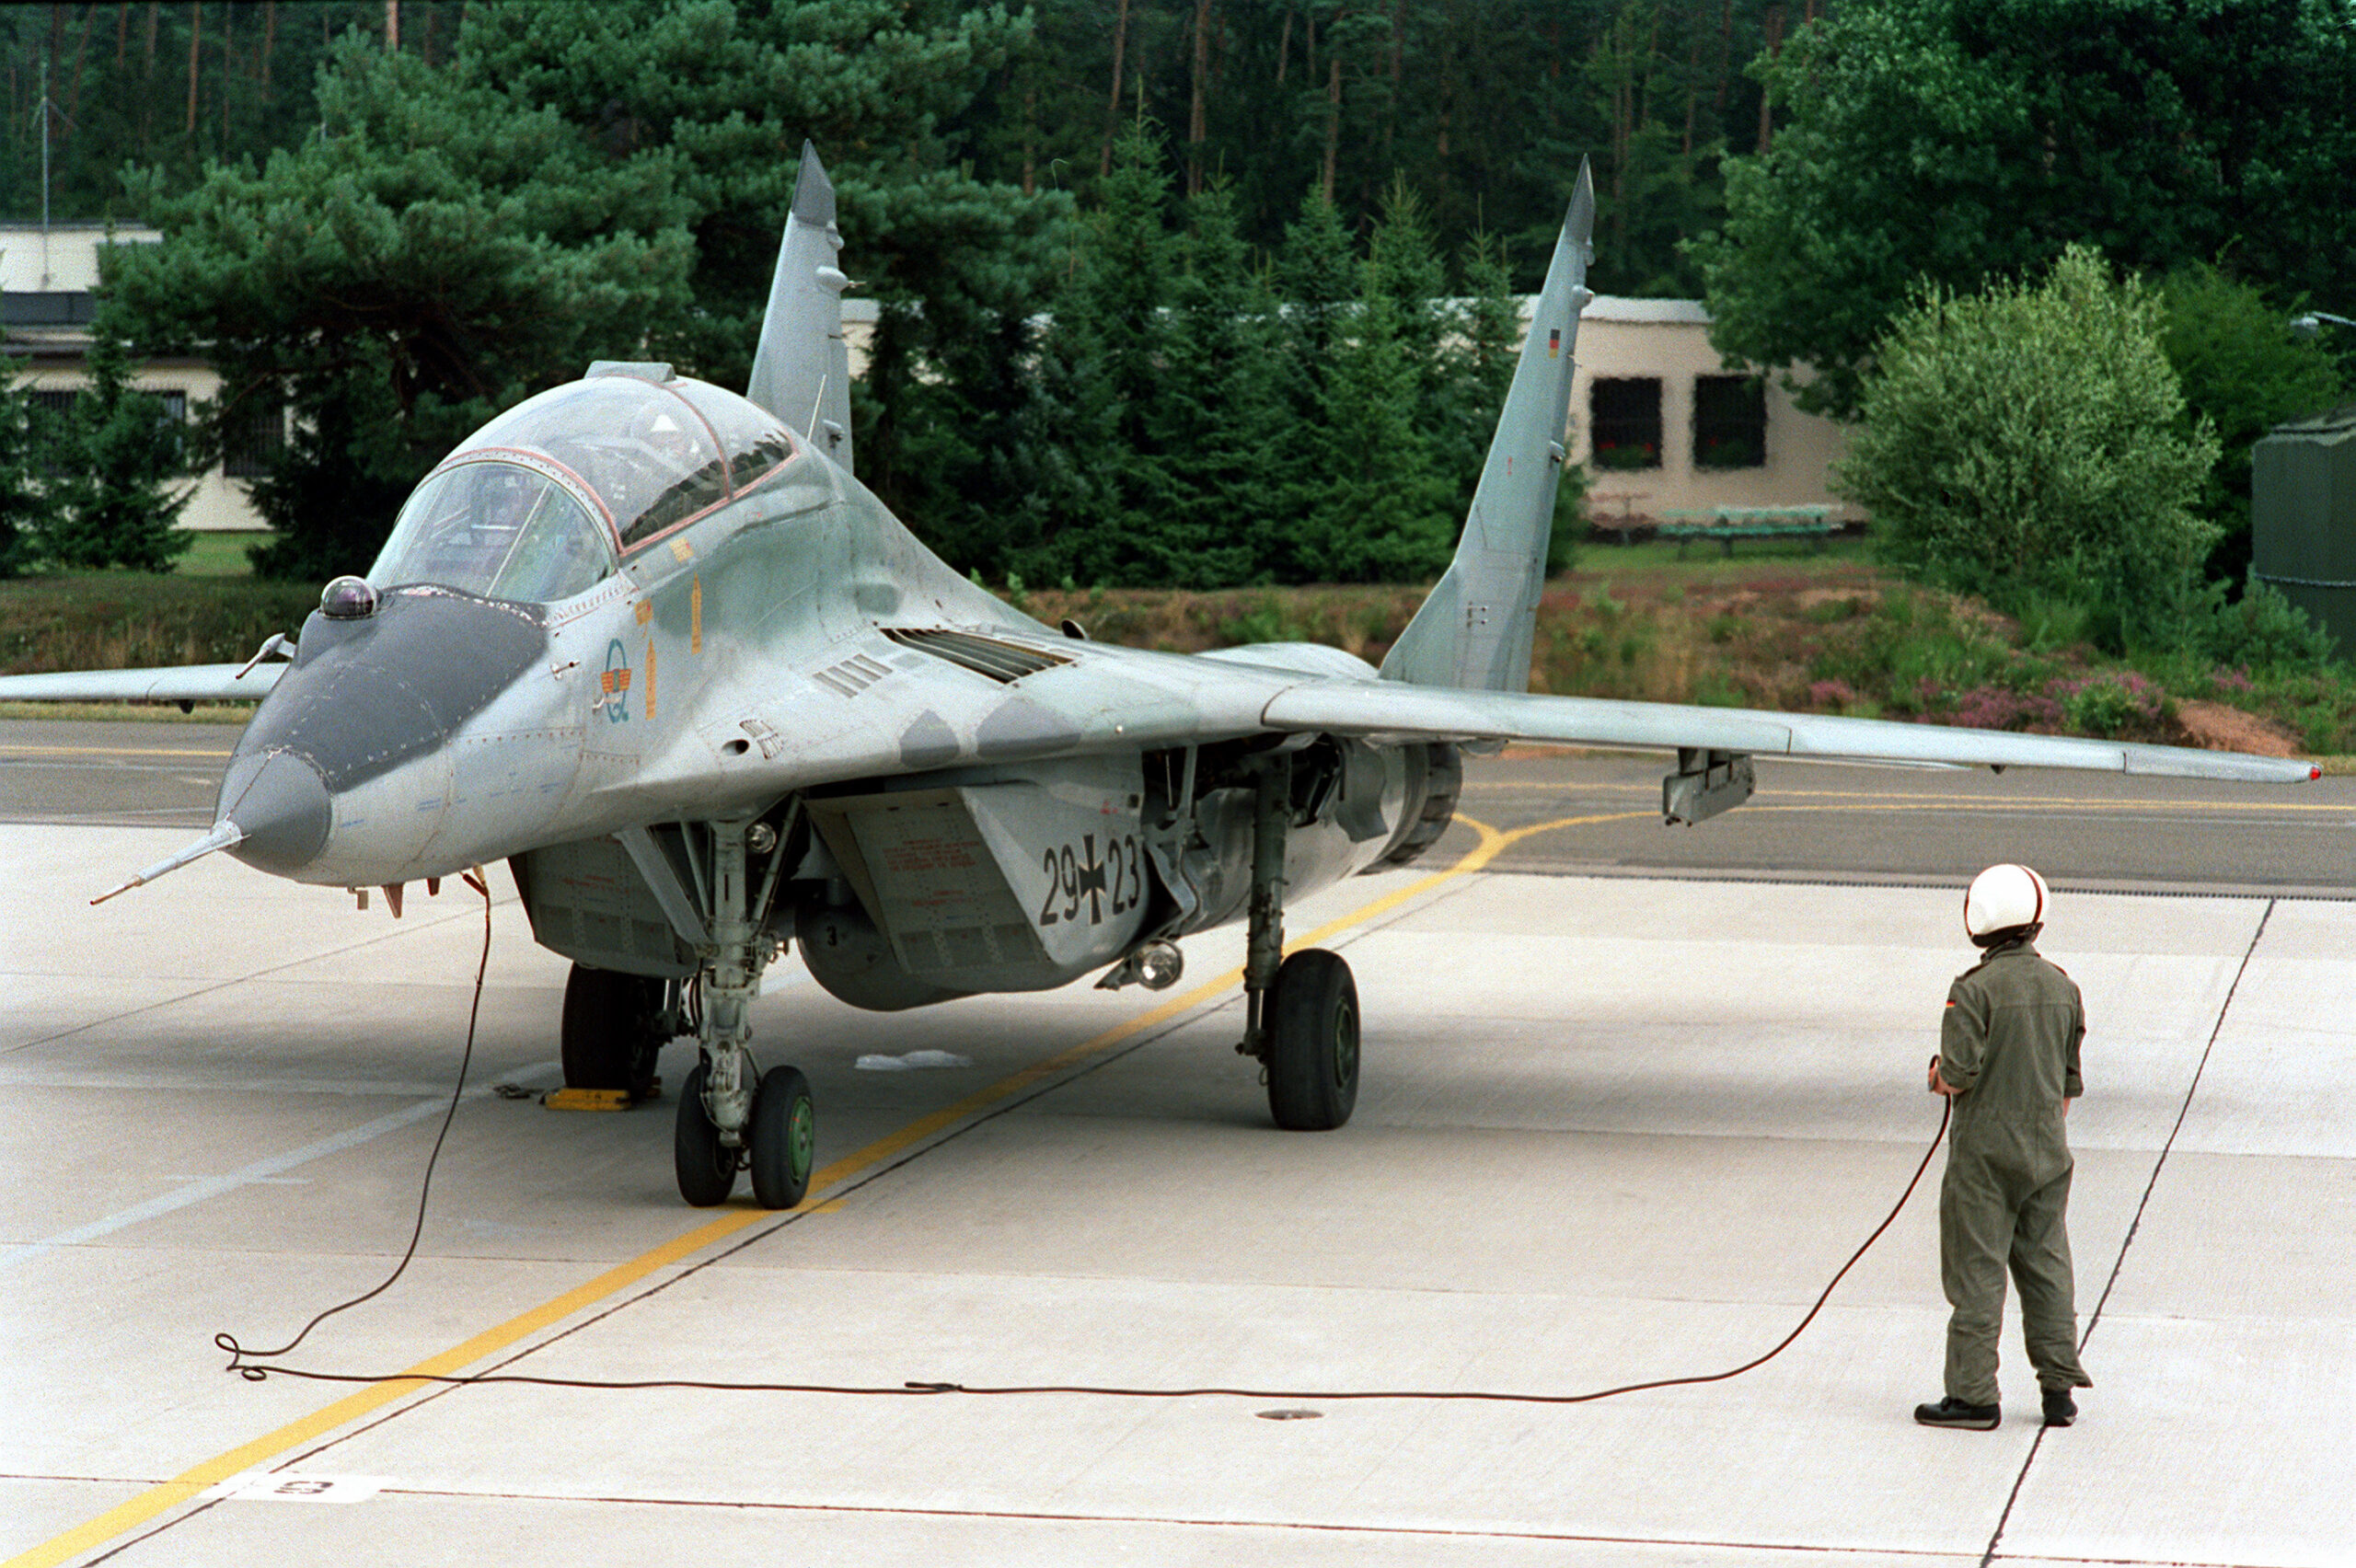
[{"x1": 1965, "y1": 863, "x2": 2050, "y2": 942}]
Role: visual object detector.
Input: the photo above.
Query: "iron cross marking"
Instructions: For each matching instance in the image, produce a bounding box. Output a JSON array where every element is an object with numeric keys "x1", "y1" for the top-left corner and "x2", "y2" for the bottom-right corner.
[{"x1": 1077, "y1": 834, "x2": 1108, "y2": 923}]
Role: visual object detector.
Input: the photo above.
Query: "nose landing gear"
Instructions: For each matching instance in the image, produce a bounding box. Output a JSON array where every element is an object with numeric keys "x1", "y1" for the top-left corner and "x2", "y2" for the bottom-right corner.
[{"x1": 663, "y1": 815, "x2": 816, "y2": 1210}]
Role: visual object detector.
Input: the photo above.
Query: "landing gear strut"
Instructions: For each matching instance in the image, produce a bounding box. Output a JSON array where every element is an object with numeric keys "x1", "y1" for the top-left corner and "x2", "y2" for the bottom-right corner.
[
  {"x1": 671, "y1": 816, "x2": 815, "y2": 1209},
  {"x1": 1237, "y1": 754, "x2": 1360, "y2": 1130}
]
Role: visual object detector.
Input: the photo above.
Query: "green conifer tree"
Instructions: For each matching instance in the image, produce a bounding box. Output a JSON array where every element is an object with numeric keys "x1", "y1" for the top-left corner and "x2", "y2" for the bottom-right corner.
[
  {"x1": 42, "y1": 329, "x2": 191, "y2": 572},
  {"x1": 1273, "y1": 186, "x2": 1457, "y2": 584},
  {"x1": 0, "y1": 363, "x2": 52, "y2": 577},
  {"x1": 1365, "y1": 177, "x2": 1449, "y2": 419},
  {"x1": 1149, "y1": 179, "x2": 1278, "y2": 586},
  {"x1": 1023, "y1": 118, "x2": 1178, "y2": 587},
  {"x1": 1305, "y1": 280, "x2": 1457, "y2": 582},
  {"x1": 1265, "y1": 190, "x2": 1362, "y2": 582},
  {"x1": 102, "y1": 40, "x2": 696, "y2": 581}
]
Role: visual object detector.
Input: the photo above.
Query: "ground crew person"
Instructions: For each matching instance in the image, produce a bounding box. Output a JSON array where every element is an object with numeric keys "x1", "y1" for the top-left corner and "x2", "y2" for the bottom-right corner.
[{"x1": 1915, "y1": 863, "x2": 2095, "y2": 1431}]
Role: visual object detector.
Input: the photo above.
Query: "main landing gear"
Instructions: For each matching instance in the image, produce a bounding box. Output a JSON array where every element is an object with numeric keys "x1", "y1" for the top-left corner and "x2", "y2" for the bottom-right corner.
[
  {"x1": 558, "y1": 966, "x2": 673, "y2": 1103},
  {"x1": 1237, "y1": 754, "x2": 1361, "y2": 1130}
]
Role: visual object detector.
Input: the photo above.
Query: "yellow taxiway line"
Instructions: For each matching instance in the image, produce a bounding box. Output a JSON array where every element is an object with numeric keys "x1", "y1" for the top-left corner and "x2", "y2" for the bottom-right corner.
[
  {"x1": 0, "y1": 744, "x2": 237, "y2": 760},
  {"x1": 7, "y1": 809, "x2": 1641, "y2": 1568}
]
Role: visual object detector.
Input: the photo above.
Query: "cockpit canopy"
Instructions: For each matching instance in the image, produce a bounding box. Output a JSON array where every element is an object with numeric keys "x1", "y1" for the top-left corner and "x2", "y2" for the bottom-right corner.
[{"x1": 368, "y1": 372, "x2": 798, "y2": 604}]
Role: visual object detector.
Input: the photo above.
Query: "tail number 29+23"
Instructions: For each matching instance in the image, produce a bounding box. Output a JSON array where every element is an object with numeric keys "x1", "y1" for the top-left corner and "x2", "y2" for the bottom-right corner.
[{"x1": 1038, "y1": 834, "x2": 1141, "y2": 927}]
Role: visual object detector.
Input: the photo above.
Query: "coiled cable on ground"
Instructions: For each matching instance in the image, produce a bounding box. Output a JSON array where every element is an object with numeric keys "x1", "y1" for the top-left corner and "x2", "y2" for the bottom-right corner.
[
  {"x1": 224, "y1": 934, "x2": 1953, "y2": 1406},
  {"x1": 215, "y1": 869, "x2": 494, "y2": 1381}
]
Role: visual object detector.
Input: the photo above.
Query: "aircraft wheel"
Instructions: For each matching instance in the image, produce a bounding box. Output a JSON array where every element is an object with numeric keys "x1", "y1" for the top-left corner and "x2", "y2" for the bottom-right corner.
[
  {"x1": 1265, "y1": 948, "x2": 1359, "y2": 1131},
  {"x1": 747, "y1": 1066, "x2": 816, "y2": 1210},
  {"x1": 560, "y1": 965, "x2": 665, "y2": 1100},
  {"x1": 674, "y1": 1061, "x2": 739, "y2": 1207}
]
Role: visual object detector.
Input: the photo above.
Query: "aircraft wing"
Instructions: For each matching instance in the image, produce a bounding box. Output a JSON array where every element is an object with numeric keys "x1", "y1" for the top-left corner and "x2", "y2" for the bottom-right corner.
[
  {"x1": 1260, "y1": 678, "x2": 2321, "y2": 784},
  {"x1": 0, "y1": 663, "x2": 285, "y2": 704}
]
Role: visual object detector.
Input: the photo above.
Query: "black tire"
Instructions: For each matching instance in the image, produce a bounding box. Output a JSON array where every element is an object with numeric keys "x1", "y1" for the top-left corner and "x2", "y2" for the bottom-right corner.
[
  {"x1": 747, "y1": 1066, "x2": 817, "y2": 1210},
  {"x1": 674, "y1": 1061, "x2": 738, "y2": 1206},
  {"x1": 560, "y1": 965, "x2": 667, "y2": 1100},
  {"x1": 1265, "y1": 948, "x2": 1359, "y2": 1131}
]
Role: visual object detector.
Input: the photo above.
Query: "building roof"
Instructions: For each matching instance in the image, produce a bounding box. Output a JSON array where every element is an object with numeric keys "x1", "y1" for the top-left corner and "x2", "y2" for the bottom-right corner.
[
  {"x1": 1583, "y1": 294, "x2": 1713, "y2": 325},
  {"x1": 0, "y1": 225, "x2": 161, "y2": 294}
]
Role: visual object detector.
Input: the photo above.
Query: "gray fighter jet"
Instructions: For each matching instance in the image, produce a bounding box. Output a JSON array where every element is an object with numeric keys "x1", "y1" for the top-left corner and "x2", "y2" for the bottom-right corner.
[{"x1": 3, "y1": 148, "x2": 2316, "y2": 1208}]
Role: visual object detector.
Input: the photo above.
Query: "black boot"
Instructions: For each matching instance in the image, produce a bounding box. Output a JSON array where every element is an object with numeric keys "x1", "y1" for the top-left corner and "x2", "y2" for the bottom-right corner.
[
  {"x1": 1914, "y1": 1395, "x2": 2001, "y2": 1430},
  {"x1": 2041, "y1": 1389, "x2": 2077, "y2": 1427}
]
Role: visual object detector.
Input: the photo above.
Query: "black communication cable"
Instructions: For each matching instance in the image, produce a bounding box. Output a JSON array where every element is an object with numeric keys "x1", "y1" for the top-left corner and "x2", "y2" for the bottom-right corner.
[
  {"x1": 214, "y1": 869, "x2": 495, "y2": 1381},
  {"x1": 224, "y1": 975, "x2": 1953, "y2": 1407}
]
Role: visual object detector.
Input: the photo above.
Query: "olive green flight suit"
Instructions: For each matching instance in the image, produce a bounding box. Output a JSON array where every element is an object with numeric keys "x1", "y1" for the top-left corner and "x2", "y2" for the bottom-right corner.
[{"x1": 1937, "y1": 936, "x2": 2095, "y2": 1405}]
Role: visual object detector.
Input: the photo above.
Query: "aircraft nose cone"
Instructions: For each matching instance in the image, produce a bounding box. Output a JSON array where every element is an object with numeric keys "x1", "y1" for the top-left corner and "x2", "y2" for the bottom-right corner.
[{"x1": 223, "y1": 750, "x2": 332, "y2": 874}]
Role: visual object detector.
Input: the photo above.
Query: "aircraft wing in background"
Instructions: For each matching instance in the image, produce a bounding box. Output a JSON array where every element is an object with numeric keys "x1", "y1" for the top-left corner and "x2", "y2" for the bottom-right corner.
[
  {"x1": 0, "y1": 663, "x2": 285, "y2": 706},
  {"x1": 1262, "y1": 675, "x2": 2317, "y2": 820}
]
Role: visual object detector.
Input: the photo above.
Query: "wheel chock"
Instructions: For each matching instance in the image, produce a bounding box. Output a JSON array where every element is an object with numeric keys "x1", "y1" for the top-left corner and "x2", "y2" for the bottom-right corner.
[{"x1": 541, "y1": 1079, "x2": 661, "y2": 1113}]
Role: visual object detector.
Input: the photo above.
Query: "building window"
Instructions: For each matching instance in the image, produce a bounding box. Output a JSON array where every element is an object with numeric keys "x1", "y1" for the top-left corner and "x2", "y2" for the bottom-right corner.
[
  {"x1": 1693, "y1": 375, "x2": 1767, "y2": 469},
  {"x1": 225, "y1": 401, "x2": 285, "y2": 479},
  {"x1": 1589, "y1": 377, "x2": 1661, "y2": 469}
]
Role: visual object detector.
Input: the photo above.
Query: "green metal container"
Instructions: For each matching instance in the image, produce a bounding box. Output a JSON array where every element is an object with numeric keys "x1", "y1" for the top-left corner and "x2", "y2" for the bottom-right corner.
[{"x1": 2251, "y1": 406, "x2": 2356, "y2": 658}]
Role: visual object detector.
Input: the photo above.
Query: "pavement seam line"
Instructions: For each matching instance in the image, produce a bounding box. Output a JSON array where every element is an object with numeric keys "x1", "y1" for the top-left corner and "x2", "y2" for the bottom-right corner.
[
  {"x1": 0, "y1": 1064, "x2": 562, "y2": 1276},
  {"x1": 1974, "y1": 898, "x2": 2276, "y2": 1568},
  {"x1": 8, "y1": 817, "x2": 1624, "y2": 1568},
  {"x1": 4, "y1": 892, "x2": 525, "y2": 1059}
]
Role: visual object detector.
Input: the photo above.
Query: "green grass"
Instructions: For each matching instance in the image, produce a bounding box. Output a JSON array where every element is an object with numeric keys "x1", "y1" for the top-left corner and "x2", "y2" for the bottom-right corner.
[
  {"x1": 1, "y1": 568, "x2": 312, "y2": 676},
  {"x1": 0, "y1": 699, "x2": 258, "y2": 723},
  {"x1": 1582, "y1": 533, "x2": 1878, "y2": 577},
  {"x1": 174, "y1": 532, "x2": 270, "y2": 577},
  {"x1": 9, "y1": 536, "x2": 2353, "y2": 755}
]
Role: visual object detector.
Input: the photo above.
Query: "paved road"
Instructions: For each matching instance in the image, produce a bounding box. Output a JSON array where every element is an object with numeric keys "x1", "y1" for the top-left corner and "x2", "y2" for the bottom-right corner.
[
  {"x1": 1458, "y1": 749, "x2": 2356, "y2": 897},
  {"x1": 6, "y1": 824, "x2": 2349, "y2": 1567},
  {"x1": 6, "y1": 719, "x2": 2349, "y2": 896},
  {"x1": 5, "y1": 718, "x2": 2352, "y2": 1566}
]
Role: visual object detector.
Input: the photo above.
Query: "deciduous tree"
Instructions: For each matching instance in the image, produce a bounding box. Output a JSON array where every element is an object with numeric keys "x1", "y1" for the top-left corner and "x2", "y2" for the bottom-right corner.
[
  {"x1": 1696, "y1": 0, "x2": 2356, "y2": 419},
  {"x1": 1832, "y1": 247, "x2": 2220, "y2": 651}
]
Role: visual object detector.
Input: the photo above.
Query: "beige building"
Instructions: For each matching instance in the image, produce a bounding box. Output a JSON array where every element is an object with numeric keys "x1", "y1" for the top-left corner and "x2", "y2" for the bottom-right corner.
[
  {"x1": 1568, "y1": 295, "x2": 1852, "y2": 530},
  {"x1": 2, "y1": 223, "x2": 269, "y2": 532}
]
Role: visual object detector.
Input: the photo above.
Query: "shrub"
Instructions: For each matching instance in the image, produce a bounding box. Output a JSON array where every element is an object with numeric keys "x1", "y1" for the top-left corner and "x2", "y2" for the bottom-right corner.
[
  {"x1": 2206, "y1": 575, "x2": 2339, "y2": 669},
  {"x1": 1834, "y1": 246, "x2": 2220, "y2": 651},
  {"x1": 2057, "y1": 673, "x2": 2165, "y2": 737}
]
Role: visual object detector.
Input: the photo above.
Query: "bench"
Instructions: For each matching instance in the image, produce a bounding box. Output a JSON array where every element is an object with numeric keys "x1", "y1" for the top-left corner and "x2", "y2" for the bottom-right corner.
[{"x1": 1656, "y1": 505, "x2": 1837, "y2": 558}]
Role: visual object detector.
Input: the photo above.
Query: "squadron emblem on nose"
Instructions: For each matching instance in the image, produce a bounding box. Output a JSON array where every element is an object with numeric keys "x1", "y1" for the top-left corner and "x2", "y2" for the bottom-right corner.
[{"x1": 597, "y1": 640, "x2": 633, "y2": 723}]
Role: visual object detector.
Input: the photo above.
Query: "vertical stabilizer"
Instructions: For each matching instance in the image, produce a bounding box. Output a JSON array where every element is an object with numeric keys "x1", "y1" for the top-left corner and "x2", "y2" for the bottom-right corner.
[
  {"x1": 1380, "y1": 159, "x2": 1594, "y2": 692},
  {"x1": 746, "y1": 143, "x2": 854, "y2": 473}
]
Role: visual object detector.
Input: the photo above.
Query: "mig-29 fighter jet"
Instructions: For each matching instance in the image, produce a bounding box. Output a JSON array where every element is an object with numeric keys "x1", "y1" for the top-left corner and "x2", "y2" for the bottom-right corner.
[{"x1": 4, "y1": 149, "x2": 2316, "y2": 1210}]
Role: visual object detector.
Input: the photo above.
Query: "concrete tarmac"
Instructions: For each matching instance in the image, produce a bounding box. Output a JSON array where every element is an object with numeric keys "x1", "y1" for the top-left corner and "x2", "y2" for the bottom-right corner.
[{"x1": 3, "y1": 723, "x2": 2352, "y2": 1566}]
